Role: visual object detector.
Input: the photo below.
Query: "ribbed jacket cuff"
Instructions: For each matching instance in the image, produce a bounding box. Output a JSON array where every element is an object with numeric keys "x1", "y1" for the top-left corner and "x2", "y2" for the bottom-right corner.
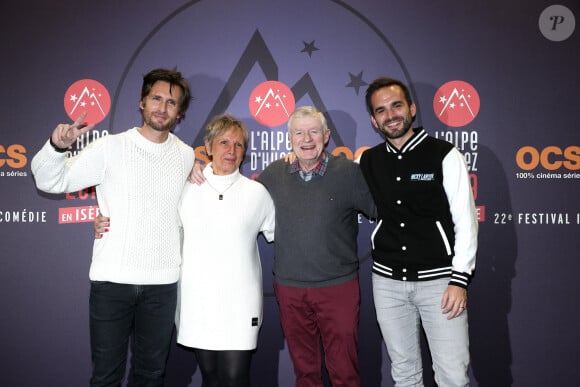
[{"x1": 449, "y1": 270, "x2": 471, "y2": 289}]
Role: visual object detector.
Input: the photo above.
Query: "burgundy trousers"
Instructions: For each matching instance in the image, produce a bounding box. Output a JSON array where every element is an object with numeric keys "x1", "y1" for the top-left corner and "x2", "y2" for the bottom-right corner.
[{"x1": 274, "y1": 278, "x2": 361, "y2": 387}]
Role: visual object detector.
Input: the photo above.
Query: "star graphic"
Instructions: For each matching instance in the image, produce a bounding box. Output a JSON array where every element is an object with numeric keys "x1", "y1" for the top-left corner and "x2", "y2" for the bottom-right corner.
[
  {"x1": 346, "y1": 71, "x2": 368, "y2": 95},
  {"x1": 301, "y1": 40, "x2": 320, "y2": 57}
]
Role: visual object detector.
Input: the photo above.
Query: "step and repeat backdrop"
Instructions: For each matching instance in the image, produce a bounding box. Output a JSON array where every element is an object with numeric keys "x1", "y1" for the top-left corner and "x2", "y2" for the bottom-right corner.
[{"x1": 1, "y1": 1, "x2": 578, "y2": 386}]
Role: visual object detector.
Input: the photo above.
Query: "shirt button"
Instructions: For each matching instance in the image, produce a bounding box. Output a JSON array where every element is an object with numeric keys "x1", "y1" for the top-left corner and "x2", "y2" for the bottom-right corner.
[
  {"x1": 396, "y1": 200, "x2": 402, "y2": 205},
  {"x1": 402, "y1": 268, "x2": 407, "y2": 273},
  {"x1": 398, "y1": 155, "x2": 402, "y2": 160},
  {"x1": 400, "y1": 223, "x2": 405, "y2": 227},
  {"x1": 401, "y1": 246, "x2": 407, "y2": 251},
  {"x1": 402, "y1": 276, "x2": 407, "y2": 281},
  {"x1": 396, "y1": 177, "x2": 401, "y2": 181}
]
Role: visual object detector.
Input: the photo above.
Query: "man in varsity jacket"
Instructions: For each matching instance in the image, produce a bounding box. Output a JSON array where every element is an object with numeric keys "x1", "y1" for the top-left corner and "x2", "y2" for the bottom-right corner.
[{"x1": 359, "y1": 77, "x2": 478, "y2": 387}]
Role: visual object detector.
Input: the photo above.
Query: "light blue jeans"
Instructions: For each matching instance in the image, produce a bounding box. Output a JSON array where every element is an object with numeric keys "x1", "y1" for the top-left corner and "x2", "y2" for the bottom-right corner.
[{"x1": 372, "y1": 274, "x2": 470, "y2": 387}]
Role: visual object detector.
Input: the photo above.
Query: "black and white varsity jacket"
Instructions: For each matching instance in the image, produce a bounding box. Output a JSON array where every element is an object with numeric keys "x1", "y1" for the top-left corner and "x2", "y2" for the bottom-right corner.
[{"x1": 359, "y1": 128, "x2": 478, "y2": 288}]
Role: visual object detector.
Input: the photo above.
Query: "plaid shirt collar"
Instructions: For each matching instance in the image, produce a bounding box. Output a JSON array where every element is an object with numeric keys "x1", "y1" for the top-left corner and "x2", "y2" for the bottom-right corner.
[{"x1": 289, "y1": 151, "x2": 328, "y2": 179}]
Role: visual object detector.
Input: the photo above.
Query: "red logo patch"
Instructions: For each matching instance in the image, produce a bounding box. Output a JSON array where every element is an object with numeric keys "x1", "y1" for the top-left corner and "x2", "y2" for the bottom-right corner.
[
  {"x1": 433, "y1": 80, "x2": 480, "y2": 127},
  {"x1": 249, "y1": 81, "x2": 295, "y2": 127},
  {"x1": 64, "y1": 79, "x2": 111, "y2": 125}
]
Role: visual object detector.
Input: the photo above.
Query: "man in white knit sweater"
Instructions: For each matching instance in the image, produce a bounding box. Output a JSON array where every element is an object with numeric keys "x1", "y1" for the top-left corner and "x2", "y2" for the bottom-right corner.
[{"x1": 31, "y1": 69, "x2": 194, "y2": 387}]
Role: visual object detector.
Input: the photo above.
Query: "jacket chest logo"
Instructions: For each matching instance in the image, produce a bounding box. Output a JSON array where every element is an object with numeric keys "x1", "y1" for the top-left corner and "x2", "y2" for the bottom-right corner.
[{"x1": 410, "y1": 173, "x2": 435, "y2": 181}]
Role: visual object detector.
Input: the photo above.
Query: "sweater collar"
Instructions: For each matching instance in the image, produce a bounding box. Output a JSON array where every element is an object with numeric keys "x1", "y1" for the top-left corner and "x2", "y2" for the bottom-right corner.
[
  {"x1": 129, "y1": 127, "x2": 174, "y2": 153},
  {"x1": 203, "y1": 162, "x2": 241, "y2": 190},
  {"x1": 289, "y1": 151, "x2": 328, "y2": 177}
]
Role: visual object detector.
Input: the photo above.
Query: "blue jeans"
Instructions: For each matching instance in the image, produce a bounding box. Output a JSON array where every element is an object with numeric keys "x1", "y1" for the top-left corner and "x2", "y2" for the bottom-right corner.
[
  {"x1": 372, "y1": 275, "x2": 470, "y2": 387},
  {"x1": 89, "y1": 281, "x2": 177, "y2": 387}
]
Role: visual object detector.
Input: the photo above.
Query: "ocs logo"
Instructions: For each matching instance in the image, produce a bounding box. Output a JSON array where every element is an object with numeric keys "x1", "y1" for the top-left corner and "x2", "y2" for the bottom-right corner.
[
  {"x1": 516, "y1": 145, "x2": 580, "y2": 171},
  {"x1": 64, "y1": 79, "x2": 111, "y2": 125},
  {"x1": 0, "y1": 144, "x2": 27, "y2": 168},
  {"x1": 249, "y1": 81, "x2": 295, "y2": 127},
  {"x1": 433, "y1": 80, "x2": 480, "y2": 127}
]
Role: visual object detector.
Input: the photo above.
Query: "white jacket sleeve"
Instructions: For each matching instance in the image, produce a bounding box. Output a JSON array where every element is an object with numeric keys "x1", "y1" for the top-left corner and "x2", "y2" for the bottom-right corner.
[{"x1": 442, "y1": 147, "x2": 478, "y2": 277}]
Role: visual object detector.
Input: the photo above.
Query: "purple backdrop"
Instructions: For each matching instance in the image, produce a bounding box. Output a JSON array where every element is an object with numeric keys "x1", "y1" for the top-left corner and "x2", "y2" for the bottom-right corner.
[{"x1": 1, "y1": 1, "x2": 579, "y2": 386}]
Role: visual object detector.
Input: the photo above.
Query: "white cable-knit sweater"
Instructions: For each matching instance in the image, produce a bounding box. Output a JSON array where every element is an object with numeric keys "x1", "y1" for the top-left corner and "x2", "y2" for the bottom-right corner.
[{"x1": 31, "y1": 128, "x2": 194, "y2": 284}]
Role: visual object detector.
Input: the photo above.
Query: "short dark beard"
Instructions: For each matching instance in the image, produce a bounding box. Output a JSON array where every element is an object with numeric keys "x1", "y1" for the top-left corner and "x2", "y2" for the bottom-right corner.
[
  {"x1": 381, "y1": 114, "x2": 412, "y2": 139},
  {"x1": 143, "y1": 113, "x2": 178, "y2": 133}
]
